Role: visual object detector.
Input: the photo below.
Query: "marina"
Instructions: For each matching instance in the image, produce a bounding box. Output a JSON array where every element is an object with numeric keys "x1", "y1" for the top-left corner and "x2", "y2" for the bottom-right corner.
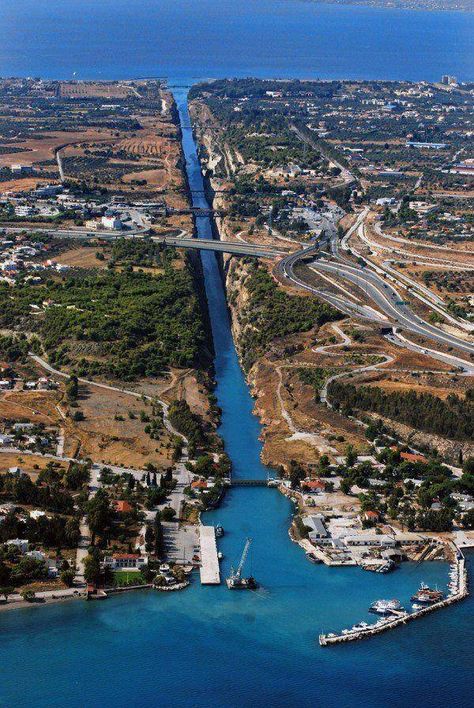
[
  {"x1": 198, "y1": 526, "x2": 220, "y2": 585},
  {"x1": 319, "y1": 553, "x2": 468, "y2": 646}
]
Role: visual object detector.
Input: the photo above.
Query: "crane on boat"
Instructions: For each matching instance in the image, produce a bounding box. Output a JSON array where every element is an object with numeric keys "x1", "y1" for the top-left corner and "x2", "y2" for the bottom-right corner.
[{"x1": 226, "y1": 538, "x2": 258, "y2": 590}]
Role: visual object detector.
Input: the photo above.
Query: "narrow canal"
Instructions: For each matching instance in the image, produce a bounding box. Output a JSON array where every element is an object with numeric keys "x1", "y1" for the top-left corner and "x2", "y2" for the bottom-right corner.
[{"x1": 0, "y1": 89, "x2": 471, "y2": 708}]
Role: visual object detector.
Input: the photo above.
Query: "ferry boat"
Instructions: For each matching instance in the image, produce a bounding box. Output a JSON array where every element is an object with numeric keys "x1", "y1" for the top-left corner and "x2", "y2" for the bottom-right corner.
[
  {"x1": 369, "y1": 599, "x2": 403, "y2": 615},
  {"x1": 215, "y1": 524, "x2": 224, "y2": 538},
  {"x1": 410, "y1": 582, "x2": 444, "y2": 604}
]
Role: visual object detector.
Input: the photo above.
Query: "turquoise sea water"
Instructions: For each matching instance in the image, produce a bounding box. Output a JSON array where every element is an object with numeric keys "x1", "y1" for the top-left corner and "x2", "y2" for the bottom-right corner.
[{"x1": 0, "y1": 3, "x2": 473, "y2": 705}]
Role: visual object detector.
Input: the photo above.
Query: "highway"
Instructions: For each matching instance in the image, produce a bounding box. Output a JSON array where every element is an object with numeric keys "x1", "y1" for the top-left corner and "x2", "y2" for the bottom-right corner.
[
  {"x1": 5, "y1": 208, "x2": 473, "y2": 366},
  {"x1": 276, "y1": 214, "x2": 474, "y2": 371},
  {"x1": 1, "y1": 225, "x2": 285, "y2": 258},
  {"x1": 158, "y1": 235, "x2": 286, "y2": 257}
]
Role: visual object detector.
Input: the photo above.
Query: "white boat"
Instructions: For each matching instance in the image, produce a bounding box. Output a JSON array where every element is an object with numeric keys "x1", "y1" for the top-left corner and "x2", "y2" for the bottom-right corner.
[
  {"x1": 412, "y1": 603, "x2": 423, "y2": 610},
  {"x1": 217, "y1": 551, "x2": 223, "y2": 560},
  {"x1": 369, "y1": 599, "x2": 402, "y2": 615}
]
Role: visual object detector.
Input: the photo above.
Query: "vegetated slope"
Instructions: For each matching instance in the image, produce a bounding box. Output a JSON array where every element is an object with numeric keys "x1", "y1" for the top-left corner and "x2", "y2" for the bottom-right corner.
[
  {"x1": 0, "y1": 257, "x2": 209, "y2": 381},
  {"x1": 236, "y1": 263, "x2": 340, "y2": 371},
  {"x1": 328, "y1": 381, "x2": 474, "y2": 441}
]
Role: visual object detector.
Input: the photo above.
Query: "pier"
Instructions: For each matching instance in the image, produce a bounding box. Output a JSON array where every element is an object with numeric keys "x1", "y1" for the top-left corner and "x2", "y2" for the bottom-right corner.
[
  {"x1": 319, "y1": 553, "x2": 469, "y2": 646},
  {"x1": 199, "y1": 525, "x2": 221, "y2": 585}
]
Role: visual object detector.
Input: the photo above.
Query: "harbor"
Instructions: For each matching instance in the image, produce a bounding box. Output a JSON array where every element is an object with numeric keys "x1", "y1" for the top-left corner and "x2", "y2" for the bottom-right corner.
[{"x1": 319, "y1": 551, "x2": 469, "y2": 646}]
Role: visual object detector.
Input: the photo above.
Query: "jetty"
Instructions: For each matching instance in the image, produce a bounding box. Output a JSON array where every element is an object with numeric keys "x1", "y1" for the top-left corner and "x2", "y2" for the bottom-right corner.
[
  {"x1": 319, "y1": 551, "x2": 468, "y2": 646},
  {"x1": 199, "y1": 525, "x2": 221, "y2": 585}
]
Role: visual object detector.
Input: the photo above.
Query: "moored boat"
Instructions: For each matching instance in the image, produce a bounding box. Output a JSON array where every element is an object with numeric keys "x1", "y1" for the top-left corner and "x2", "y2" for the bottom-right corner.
[
  {"x1": 369, "y1": 599, "x2": 403, "y2": 615},
  {"x1": 411, "y1": 582, "x2": 444, "y2": 604}
]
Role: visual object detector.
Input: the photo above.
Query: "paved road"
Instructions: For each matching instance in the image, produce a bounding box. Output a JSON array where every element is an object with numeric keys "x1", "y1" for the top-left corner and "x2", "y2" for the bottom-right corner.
[
  {"x1": 2, "y1": 225, "x2": 285, "y2": 258},
  {"x1": 276, "y1": 209, "x2": 474, "y2": 371}
]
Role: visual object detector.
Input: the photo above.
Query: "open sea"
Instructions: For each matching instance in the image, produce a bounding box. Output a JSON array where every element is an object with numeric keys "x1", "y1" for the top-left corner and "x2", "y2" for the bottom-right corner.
[{"x1": 0, "y1": 2, "x2": 473, "y2": 706}]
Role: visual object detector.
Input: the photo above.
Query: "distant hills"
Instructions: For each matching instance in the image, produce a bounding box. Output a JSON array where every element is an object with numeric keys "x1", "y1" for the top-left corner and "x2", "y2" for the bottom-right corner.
[{"x1": 301, "y1": 0, "x2": 473, "y2": 12}]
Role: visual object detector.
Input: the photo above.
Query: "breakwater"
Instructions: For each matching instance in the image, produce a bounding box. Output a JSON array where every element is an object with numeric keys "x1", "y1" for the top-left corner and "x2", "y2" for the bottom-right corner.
[{"x1": 320, "y1": 553, "x2": 469, "y2": 646}]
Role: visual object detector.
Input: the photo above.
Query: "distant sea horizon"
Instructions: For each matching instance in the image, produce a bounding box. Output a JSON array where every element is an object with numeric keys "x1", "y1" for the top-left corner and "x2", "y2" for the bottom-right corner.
[{"x1": 0, "y1": 0, "x2": 472, "y2": 83}]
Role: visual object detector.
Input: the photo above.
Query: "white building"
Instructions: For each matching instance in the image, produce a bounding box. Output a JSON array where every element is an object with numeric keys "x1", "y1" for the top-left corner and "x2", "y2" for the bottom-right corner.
[
  {"x1": 103, "y1": 554, "x2": 148, "y2": 570},
  {"x1": 343, "y1": 534, "x2": 396, "y2": 548},
  {"x1": 11, "y1": 164, "x2": 34, "y2": 175},
  {"x1": 101, "y1": 215, "x2": 122, "y2": 230}
]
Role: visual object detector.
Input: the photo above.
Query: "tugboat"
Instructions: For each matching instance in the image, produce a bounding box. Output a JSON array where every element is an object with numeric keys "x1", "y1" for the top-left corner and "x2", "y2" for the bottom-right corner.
[
  {"x1": 215, "y1": 524, "x2": 224, "y2": 538},
  {"x1": 411, "y1": 582, "x2": 444, "y2": 604},
  {"x1": 369, "y1": 599, "x2": 403, "y2": 615},
  {"x1": 226, "y1": 538, "x2": 258, "y2": 590}
]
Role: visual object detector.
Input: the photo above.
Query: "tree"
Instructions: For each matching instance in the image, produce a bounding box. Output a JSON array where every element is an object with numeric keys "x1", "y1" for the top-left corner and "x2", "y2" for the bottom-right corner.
[
  {"x1": 145, "y1": 525, "x2": 155, "y2": 553},
  {"x1": 60, "y1": 569, "x2": 75, "y2": 587},
  {"x1": 345, "y1": 445, "x2": 357, "y2": 468},
  {"x1": 154, "y1": 516, "x2": 164, "y2": 557},
  {"x1": 288, "y1": 460, "x2": 305, "y2": 489},
  {"x1": 21, "y1": 589, "x2": 36, "y2": 602},
  {"x1": 161, "y1": 507, "x2": 176, "y2": 522},
  {"x1": 0, "y1": 561, "x2": 11, "y2": 586},
  {"x1": 66, "y1": 375, "x2": 79, "y2": 402},
  {"x1": 83, "y1": 549, "x2": 102, "y2": 585},
  {"x1": 462, "y1": 457, "x2": 474, "y2": 475},
  {"x1": 65, "y1": 463, "x2": 90, "y2": 491},
  {"x1": 461, "y1": 509, "x2": 474, "y2": 530},
  {"x1": 0, "y1": 586, "x2": 15, "y2": 602},
  {"x1": 340, "y1": 478, "x2": 352, "y2": 495},
  {"x1": 87, "y1": 489, "x2": 112, "y2": 541},
  {"x1": 64, "y1": 518, "x2": 81, "y2": 547}
]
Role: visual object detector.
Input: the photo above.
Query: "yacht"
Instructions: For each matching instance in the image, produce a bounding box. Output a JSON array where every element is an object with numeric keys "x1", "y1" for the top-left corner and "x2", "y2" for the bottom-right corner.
[{"x1": 369, "y1": 599, "x2": 403, "y2": 615}]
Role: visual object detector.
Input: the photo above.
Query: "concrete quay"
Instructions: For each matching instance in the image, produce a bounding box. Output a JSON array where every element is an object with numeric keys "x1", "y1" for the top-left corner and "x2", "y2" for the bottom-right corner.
[
  {"x1": 319, "y1": 554, "x2": 468, "y2": 647},
  {"x1": 199, "y1": 525, "x2": 221, "y2": 585}
]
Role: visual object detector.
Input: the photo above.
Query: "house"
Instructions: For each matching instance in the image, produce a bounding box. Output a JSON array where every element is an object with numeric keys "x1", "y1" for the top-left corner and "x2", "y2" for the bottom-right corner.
[
  {"x1": 6, "y1": 538, "x2": 29, "y2": 553},
  {"x1": 360, "y1": 510, "x2": 380, "y2": 524},
  {"x1": 191, "y1": 479, "x2": 208, "y2": 491},
  {"x1": 26, "y1": 549, "x2": 46, "y2": 561},
  {"x1": 8, "y1": 467, "x2": 23, "y2": 476},
  {"x1": 301, "y1": 479, "x2": 325, "y2": 492},
  {"x1": 112, "y1": 500, "x2": 133, "y2": 514},
  {"x1": 103, "y1": 553, "x2": 148, "y2": 570},
  {"x1": 0, "y1": 434, "x2": 13, "y2": 446},
  {"x1": 0, "y1": 379, "x2": 13, "y2": 390}
]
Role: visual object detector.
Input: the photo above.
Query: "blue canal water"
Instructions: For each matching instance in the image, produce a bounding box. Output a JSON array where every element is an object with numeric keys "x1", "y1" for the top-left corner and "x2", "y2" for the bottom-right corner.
[
  {"x1": 0, "y1": 0, "x2": 473, "y2": 82},
  {"x1": 0, "y1": 84, "x2": 472, "y2": 708},
  {"x1": 0, "y1": 3, "x2": 473, "y2": 705}
]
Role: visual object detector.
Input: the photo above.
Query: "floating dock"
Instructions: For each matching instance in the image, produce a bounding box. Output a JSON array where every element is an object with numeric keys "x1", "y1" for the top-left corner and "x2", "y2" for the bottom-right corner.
[
  {"x1": 319, "y1": 553, "x2": 468, "y2": 646},
  {"x1": 199, "y1": 525, "x2": 220, "y2": 585}
]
